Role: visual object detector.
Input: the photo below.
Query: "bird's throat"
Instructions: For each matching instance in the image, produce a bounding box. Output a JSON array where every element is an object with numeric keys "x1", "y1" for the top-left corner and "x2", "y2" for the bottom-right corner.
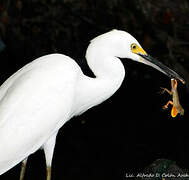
[{"x1": 74, "y1": 56, "x2": 125, "y2": 116}]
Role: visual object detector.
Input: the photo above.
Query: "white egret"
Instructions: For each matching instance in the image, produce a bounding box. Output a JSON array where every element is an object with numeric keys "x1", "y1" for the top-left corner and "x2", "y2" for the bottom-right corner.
[{"x1": 0, "y1": 30, "x2": 184, "y2": 180}]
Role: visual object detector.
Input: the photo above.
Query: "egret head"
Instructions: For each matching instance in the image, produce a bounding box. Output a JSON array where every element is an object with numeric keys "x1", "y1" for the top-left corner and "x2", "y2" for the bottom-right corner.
[
  {"x1": 94, "y1": 30, "x2": 185, "y2": 84},
  {"x1": 123, "y1": 30, "x2": 185, "y2": 84}
]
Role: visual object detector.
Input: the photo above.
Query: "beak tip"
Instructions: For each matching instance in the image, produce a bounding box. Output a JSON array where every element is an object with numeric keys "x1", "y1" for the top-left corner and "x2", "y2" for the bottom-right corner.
[
  {"x1": 172, "y1": 78, "x2": 185, "y2": 84},
  {"x1": 138, "y1": 54, "x2": 186, "y2": 85},
  {"x1": 180, "y1": 79, "x2": 185, "y2": 84}
]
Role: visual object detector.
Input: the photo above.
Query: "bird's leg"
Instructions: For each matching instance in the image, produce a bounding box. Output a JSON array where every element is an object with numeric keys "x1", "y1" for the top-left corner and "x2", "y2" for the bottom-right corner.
[
  {"x1": 43, "y1": 132, "x2": 58, "y2": 180},
  {"x1": 19, "y1": 157, "x2": 28, "y2": 180},
  {"x1": 46, "y1": 166, "x2": 51, "y2": 180},
  {"x1": 160, "y1": 87, "x2": 172, "y2": 95},
  {"x1": 163, "y1": 100, "x2": 173, "y2": 109}
]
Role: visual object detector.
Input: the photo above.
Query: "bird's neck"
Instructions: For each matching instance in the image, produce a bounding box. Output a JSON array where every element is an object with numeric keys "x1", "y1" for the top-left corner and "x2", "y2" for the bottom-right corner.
[{"x1": 73, "y1": 44, "x2": 125, "y2": 116}]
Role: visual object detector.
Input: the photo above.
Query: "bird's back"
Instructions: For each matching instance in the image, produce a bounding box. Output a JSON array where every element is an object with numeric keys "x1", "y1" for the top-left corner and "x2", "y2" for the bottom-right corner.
[{"x1": 0, "y1": 54, "x2": 81, "y2": 175}]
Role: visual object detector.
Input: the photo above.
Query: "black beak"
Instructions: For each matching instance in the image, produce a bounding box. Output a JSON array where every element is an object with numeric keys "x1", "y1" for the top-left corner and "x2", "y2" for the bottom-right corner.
[{"x1": 138, "y1": 54, "x2": 185, "y2": 84}]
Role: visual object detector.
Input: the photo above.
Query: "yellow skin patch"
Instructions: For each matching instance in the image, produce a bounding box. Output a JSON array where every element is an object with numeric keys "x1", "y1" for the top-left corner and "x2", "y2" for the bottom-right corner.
[
  {"x1": 131, "y1": 43, "x2": 147, "y2": 55},
  {"x1": 171, "y1": 105, "x2": 178, "y2": 117}
]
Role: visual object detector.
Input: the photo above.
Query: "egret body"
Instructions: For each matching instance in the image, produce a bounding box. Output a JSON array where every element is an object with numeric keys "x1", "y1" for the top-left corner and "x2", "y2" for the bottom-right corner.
[{"x1": 0, "y1": 30, "x2": 184, "y2": 180}]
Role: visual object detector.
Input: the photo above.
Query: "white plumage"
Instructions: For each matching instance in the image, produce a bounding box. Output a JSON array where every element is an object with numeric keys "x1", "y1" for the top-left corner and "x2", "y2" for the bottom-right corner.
[
  {"x1": 0, "y1": 54, "x2": 79, "y2": 173},
  {"x1": 0, "y1": 30, "x2": 183, "y2": 180}
]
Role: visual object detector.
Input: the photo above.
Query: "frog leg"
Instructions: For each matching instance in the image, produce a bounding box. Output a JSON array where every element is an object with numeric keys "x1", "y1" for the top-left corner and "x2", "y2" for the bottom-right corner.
[
  {"x1": 162, "y1": 100, "x2": 173, "y2": 109},
  {"x1": 160, "y1": 87, "x2": 172, "y2": 95}
]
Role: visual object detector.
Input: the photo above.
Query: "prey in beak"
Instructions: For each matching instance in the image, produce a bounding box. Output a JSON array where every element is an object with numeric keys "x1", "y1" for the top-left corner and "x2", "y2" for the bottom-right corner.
[{"x1": 131, "y1": 43, "x2": 185, "y2": 84}]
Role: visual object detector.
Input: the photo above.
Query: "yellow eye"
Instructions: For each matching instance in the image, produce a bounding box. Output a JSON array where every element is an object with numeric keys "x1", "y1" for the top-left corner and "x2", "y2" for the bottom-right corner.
[{"x1": 131, "y1": 43, "x2": 137, "y2": 50}]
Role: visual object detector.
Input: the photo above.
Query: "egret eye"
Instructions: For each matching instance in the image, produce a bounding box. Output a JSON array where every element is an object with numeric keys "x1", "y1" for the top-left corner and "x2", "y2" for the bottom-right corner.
[{"x1": 131, "y1": 44, "x2": 137, "y2": 50}]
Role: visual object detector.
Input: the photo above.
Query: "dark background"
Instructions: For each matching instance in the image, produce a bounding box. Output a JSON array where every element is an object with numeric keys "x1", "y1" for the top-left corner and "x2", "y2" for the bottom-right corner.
[{"x1": 0, "y1": 0, "x2": 189, "y2": 179}]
